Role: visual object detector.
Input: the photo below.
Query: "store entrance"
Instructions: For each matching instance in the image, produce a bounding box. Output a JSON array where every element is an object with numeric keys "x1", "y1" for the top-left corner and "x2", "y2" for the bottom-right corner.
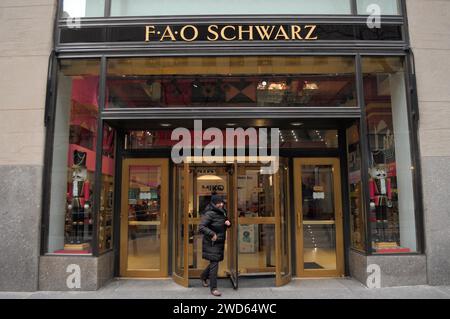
[
  {"x1": 119, "y1": 158, "x2": 169, "y2": 277},
  {"x1": 173, "y1": 158, "x2": 291, "y2": 288},
  {"x1": 293, "y1": 158, "x2": 344, "y2": 277}
]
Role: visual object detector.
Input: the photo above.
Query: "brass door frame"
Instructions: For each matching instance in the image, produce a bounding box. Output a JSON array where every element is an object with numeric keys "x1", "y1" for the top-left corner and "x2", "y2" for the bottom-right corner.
[
  {"x1": 293, "y1": 158, "x2": 344, "y2": 277},
  {"x1": 120, "y1": 158, "x2": 169, "y2": 278},
  {"x1": 172, "y1": 162, "x2": 190, "y2": 286},
  {"x1": 276, "y1": 160, "x2": 292, "y2": 286},
  {"x1": 171, "y1": 158, "x2": 292, "y2": 287}
]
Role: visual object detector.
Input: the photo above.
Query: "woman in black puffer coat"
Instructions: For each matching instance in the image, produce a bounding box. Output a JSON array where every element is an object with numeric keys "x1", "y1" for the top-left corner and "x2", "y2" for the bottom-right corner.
[{"x1": 199, "y1": 194, "x2": 231, "y2": 296}]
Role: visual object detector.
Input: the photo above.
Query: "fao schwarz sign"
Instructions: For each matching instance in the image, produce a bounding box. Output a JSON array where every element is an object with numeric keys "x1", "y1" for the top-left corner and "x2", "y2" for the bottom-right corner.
[{"x1": 145, "y1": 24, "x2": 319, "y2": 42}]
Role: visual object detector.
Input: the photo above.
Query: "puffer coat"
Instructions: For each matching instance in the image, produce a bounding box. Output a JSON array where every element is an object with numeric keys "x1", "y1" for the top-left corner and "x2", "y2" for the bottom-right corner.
[{"x1": 198, "y1": 203, "x2": 231, "y2": 262}]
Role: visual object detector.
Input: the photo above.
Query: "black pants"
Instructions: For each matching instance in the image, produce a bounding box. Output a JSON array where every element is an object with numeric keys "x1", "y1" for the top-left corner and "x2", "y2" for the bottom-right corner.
[{"x1": 201, "y1": 261, "x2": 219, "y2": 291}]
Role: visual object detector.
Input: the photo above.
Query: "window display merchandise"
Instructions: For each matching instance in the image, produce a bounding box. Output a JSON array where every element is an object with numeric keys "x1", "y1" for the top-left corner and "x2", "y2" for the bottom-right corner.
[{"x1": 65, "y1": 150, "x2": 93, "y2": 250}]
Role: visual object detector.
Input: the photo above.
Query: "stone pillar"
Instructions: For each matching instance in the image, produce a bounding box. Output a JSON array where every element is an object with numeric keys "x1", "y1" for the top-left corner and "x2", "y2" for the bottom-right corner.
[
  {"x1": 0, "y1": 0, "x2": 56, "y2": 291},
  {"x1": 407, "y1": 0, "x2": 450, "y2": 285}
]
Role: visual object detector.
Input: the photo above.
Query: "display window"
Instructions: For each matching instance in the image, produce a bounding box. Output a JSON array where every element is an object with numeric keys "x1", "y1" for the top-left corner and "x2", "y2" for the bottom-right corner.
[
  {"x1": 362, "y1": 57, "x2": 417, "y2": 254},
  {"x1": 47, "y1": 59, "x2": 100, "y2": 255}
]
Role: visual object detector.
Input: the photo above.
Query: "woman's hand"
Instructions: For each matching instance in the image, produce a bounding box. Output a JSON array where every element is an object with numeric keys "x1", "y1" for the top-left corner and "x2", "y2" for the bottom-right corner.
[
  {"x1": 225, "y1": 220, "x2": 231, "y2": 227},
  {"x1": 211, "y1": 233, "x2": 218, "y2": 241}
]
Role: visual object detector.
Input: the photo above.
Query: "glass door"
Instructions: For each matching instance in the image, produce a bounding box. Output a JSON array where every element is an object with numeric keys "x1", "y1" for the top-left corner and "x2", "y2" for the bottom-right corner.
[
  {"x1": 294, "y1": 158, "x2": 344, "y2": 277},
  {"x1": 186, "y1": 164, "x2": 230, "y2": 279},
  {"x1": 172, "y1": 163, "x2": 189, "y2": 286},
  {"x1": 227, "y1": 162, "x2": 238, "y2": 289},
  {"x1": 120, "y1": 158, "x2": 169, "y2": 277},
  {"x1": 237, "y1": 165, "x2": 277, "y2": 276},
  {"x1": 275, "y1": 160, "x2": 292, "y2": 286}
]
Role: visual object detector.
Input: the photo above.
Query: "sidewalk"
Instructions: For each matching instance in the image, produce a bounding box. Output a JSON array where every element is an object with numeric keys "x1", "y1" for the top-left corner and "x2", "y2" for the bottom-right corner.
[{"x1": 1, "y1": 278, "x2": 449, "y2": 299}]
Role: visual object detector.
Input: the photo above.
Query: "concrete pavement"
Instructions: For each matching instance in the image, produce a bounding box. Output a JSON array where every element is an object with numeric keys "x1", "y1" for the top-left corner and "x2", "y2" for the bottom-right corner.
[{"x1": 1, "y1": 278, "x2": 449, "y2": 299}]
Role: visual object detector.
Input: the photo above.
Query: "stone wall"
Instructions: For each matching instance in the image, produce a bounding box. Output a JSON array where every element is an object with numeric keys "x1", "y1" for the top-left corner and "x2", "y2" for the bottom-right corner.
[
  {"x1": 0, "y1": 0, "x2": 56, "y2": 291},
  {"x1": 407, "y1": 0, "x2": 450, "y2": 285}
]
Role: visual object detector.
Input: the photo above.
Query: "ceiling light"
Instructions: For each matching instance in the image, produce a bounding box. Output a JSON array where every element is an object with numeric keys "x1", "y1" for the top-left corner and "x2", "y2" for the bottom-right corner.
[
  {"x1": 303, "y1": 82, "x2": 319, "y2": 91},
  {"x1": 160, "y1": 123, "x2": 172, "y2": 127},
  {"x1": 291, "y1": 122, "x2": 303, "y2": 127}
]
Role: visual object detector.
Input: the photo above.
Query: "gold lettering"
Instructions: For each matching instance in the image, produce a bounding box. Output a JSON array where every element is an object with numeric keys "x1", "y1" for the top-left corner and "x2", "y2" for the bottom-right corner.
[
  {"x1": 180, "y1": 25, "x2": 199, "y2": 42},
  {"x1": 207, "y1": 25, "x2": 219, "y2": 41},
  {"x1": 221, "y1": 25, "x2": 236, "y2": 41},
  {"x1": 274, "y1": 25, "x2": 290, "y2": 40},
  {"x1": 145, "y1": 25, "x2": 156, "y2": 42},
  {"x1": 305, "y1": 25, "x2": 318, "y2": 40},
  {"x1": 255, "y1": 25, "x2": 276, "y2": 40},
  {"x1": 238, "y1": 25, "x2": 254, "y2": 41},
  {"x1": 291, "y1": 25, "x2": 303, "y2": 40},
  {"x1": 160, "y1": 26, "x2": 177, "y2": 42}
]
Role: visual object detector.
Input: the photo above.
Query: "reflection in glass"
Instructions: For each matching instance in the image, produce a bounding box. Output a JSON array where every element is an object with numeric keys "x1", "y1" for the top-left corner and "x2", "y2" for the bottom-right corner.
[
  {"x1": 126, "y1": 165, "x2": 162, "y2": 270},
  {"x1": 61, "y1": 0, "x2": 105, "y2": 18},
  {"x1": 301, "y1": 165, "x2": 337, "y2": 270},
  {"x1": 357, "y1": 0, "x2": 399, "y2": 15},
  {"x1": 106, "y1": 56, "x2": 356, "y2": 108},
  {"x1": 111, "y1": 0, "x2": 352, "y2": 16}
]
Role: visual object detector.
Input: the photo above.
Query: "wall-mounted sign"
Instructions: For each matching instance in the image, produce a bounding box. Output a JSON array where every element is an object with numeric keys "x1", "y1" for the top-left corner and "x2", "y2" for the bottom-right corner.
[
  {"x1": 60, "y1": 24, "x2": 403, "y2": 44},
  {"x1": 145, "y1": 24, "x2": 319, "y2": 42},
  {"x1": 202, "y1": 184, "x2": 225, "y2": 192}
]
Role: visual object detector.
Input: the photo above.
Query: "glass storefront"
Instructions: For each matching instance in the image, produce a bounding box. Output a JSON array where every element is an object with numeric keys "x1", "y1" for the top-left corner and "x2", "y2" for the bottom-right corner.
[
  {"x1": 43, "y1": 0, "x2": 423, "y2": 288},
  {"x1": 45, "y1": 55, "x2": 420, "y2": 261}
]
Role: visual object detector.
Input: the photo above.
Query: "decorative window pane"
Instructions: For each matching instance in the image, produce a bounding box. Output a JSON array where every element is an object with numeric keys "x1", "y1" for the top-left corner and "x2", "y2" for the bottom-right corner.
[
  {"x1": 357, "y1": 0, "x2": 400, "y2": 15},
  {"x1": 61, "y1": 0, "x2": 105, "y2": 18},
  {"x1": 110, "y1": 0, "x2": 352, "y2": 16}
]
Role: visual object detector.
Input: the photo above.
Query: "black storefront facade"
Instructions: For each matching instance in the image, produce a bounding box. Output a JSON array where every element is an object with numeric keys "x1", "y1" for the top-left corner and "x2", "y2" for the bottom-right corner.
[{"x1": 38, "y1": 0, "x2": 427, "y2": 291}]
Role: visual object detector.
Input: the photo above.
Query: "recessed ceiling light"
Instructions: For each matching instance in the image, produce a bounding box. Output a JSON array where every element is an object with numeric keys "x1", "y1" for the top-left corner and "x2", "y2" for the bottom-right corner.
[
  {"x1": 226, "y1": 123, "x2": 237, "y2": 127},
  {"x1": 291, "y1": 122, "x2": 303, "y2": 127},
  {"x1": 160, "y1": 123, "x2": 172, "y2": 127}
]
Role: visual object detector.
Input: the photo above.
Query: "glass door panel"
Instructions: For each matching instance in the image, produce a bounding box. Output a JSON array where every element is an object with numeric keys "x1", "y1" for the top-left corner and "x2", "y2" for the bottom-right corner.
[
  {"x1": 237, "y1": 166, "x2": 276, "y2": 275},
  {"x1": 172, "y1": 164, "x2": 189, "y2": 286},
  {"x1": 227, "y1": 163, "x2": 238, "y2": 289},
  {"x1": 187, "y1": 165, "x2": 230, "y2": 278},
  {"x1": 120, "y1": 158, "x2": 168, "y2": 277},
  {"x1": 276, "y1": 160, "x2": 292, "y2": 286},
  {"x1": 294, "y1": 158, "x2": 344, "y2": 277}
]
